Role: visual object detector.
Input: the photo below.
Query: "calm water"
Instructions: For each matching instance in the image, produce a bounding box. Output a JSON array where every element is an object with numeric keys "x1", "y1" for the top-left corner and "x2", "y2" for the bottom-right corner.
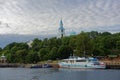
[{"x1": 0, "y1": 68, "x2": 120, "y2": 80}]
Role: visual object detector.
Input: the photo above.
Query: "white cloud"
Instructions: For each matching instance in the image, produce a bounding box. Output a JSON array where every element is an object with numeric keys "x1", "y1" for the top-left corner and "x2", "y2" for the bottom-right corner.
[{"x1": 0, "y1": 0, "x2": 120, "y2": 35}]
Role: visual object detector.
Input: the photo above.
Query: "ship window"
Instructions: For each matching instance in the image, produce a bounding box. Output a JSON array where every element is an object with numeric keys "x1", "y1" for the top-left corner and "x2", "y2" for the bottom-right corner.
[
  {"x1": 76, "y1": 60, "x2": 86, "y2": 62},
  {"x1": 93, "y1": 62, "x2": 100, "y2": 65},
  {"x1": 88, "y1": 58, "x2": 98, "y2": 62}
]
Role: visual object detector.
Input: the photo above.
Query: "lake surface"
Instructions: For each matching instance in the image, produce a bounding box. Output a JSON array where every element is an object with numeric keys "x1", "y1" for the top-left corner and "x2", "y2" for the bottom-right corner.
[{"x1": 0, "y1": 68, "x2": 120, "y2": 80}]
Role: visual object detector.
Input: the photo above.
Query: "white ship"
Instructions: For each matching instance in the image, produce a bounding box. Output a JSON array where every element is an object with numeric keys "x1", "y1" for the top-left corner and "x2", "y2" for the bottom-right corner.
[{"x1": 58, "y1": 56, "x2": 106, "y2": 69}]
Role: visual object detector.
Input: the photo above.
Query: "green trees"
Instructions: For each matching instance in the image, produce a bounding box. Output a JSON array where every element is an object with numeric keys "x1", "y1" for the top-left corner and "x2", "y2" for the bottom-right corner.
[
  {"x1": 76, "y1": 32, "x2": 93, "y2": 56},
  {"x1": 0, "y1": 47, "x2": 2, "y2": 55},
  {"x1": 38, "y1": 48, "x2": 49, "y2": 60},
  {"x1": 48, "y1": 47, "x2": 58, "y2": 60},
  {"x1": 1, "y1": 31, "x2": 120, "y2": 63},
  {"x1": 26, "y1": 50, "x2": 39, "y2": 63},
  {"x1": 3, "y1": 42, "x2": 29, "y2": 63},
  {"x1": 58, "y1": 45, "x2": 73, "y2": 59}
]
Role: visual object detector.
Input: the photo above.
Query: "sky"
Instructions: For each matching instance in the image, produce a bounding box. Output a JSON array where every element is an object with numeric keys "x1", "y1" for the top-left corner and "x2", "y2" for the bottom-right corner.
[{"x1": 0, "y1": 0, "x2": 120, "y2": 48}]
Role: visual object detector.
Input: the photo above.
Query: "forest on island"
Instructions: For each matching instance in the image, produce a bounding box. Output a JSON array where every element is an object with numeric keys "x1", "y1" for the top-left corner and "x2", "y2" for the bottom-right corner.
[{"x1": 0, "y1": 31, "x2": 120, "y2": 63}]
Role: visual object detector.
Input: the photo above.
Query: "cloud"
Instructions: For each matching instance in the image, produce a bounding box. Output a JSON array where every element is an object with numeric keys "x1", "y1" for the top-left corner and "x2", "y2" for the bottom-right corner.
[{"x1": 0, "y1": 0, "x2": 119, "y2": 35}]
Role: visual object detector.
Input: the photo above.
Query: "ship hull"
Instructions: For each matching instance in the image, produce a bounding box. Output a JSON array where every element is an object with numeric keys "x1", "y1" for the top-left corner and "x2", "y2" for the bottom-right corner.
[{"x1": 58, "y1": 63, "x2": 106, "y2": 69}]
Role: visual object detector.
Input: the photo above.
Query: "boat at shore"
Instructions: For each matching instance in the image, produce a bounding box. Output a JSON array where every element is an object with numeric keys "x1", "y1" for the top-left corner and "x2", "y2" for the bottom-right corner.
[
  {"x1": 58, "y1": 56, "x2": 106, "y2": 69},
  {"x1": 30, "y1": 64, "x2": 52, "y2": 68}
]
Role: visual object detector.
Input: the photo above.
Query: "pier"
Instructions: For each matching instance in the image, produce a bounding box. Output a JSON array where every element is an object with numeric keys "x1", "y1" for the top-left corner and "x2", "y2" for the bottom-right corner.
[
  {"x1": 0, "y1": 61, "x2": 120, "y2": 69},
  {"x1": 0, "y1": 63, "x2": 24, "y2": 68},
  {"x1": 105, "y1": 61, "x2": 120, "y2": 69}
]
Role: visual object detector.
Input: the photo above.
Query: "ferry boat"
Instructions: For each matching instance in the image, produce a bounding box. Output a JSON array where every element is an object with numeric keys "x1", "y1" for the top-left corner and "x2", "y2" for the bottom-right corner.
[{"x1": 58, "y1": 56, "x2": 106, "y2": 69}]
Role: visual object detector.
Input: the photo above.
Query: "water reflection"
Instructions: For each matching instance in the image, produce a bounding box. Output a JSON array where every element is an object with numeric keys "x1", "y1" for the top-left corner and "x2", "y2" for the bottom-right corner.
[
  {"x1": 31, "y1": 76, "x2": 39, "y2": 80},
  {"x1": 30, "y1": 68, "x2": 59, "y2": 80},
  {"x1": 0, "y1": 68, "x2": 119, "y2": 80}
]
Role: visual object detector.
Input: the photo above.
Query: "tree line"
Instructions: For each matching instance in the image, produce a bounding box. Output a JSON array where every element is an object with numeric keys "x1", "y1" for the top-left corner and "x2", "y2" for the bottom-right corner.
[{"x1": 0, "y1": 31, "x2": 120, "y2": 63}]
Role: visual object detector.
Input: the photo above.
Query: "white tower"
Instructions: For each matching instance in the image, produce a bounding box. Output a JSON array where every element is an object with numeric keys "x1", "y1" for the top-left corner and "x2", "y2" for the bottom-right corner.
[{"x1": 58, "y1": 19, "x2": 65, "y2": 38}]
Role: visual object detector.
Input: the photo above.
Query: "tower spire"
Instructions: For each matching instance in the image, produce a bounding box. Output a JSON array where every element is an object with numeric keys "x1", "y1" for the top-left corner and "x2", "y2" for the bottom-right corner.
[
  {"x1": 60, "y1": 19, "x2": 63, "y2": 28},
  {"x1": 58, "y1": 19, "x2": 65, "y2": 38}
]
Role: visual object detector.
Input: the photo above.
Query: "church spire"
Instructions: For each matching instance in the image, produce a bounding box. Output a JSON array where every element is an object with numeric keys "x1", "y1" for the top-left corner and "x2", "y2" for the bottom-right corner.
[
  {"x1": 58, "y1": 19, "x2": 65, "y2": 38},
  {"x1": 60, "y1": 19, "x2": 63, "y2": 28}
]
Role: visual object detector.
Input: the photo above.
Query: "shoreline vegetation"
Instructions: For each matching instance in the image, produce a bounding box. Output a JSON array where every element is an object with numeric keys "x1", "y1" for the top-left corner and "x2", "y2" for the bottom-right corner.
[
  {"x1": 0, "y1": 31, "x2": 120, "y2": 68},
  {"x1": 0, "y1": 57, "x2": 120, "y2": 69}
]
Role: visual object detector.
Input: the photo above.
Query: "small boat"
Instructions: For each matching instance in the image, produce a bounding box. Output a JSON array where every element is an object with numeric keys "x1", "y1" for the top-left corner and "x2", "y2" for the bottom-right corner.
[
  {"x1": 42, "y1": 64, "x2": 52, "y2": 68},
  {"x1": 58, "y1": 56, "x2": 106, "y2": 69},
  {"x1": 30, "y1": 64, "x2": 42, "y2": 68},
  {"x1": 30, "y1": 64, "x2": 52, "y2": 68}
]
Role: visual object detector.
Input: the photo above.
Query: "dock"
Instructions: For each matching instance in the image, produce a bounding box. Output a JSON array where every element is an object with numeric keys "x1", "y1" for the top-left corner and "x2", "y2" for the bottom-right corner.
[
  {"x1": 101, "y1": 60, "x2": 120, "y2": 69},
  {"x1": 104, "y1": 61, "x2": 120, "y2": 69},
  {"x1": 0, "y1": 61, "x2": 120, "y2": 69},
  {"x1": 0, "y1": 63, "x2": 24, "y2": 68}
]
